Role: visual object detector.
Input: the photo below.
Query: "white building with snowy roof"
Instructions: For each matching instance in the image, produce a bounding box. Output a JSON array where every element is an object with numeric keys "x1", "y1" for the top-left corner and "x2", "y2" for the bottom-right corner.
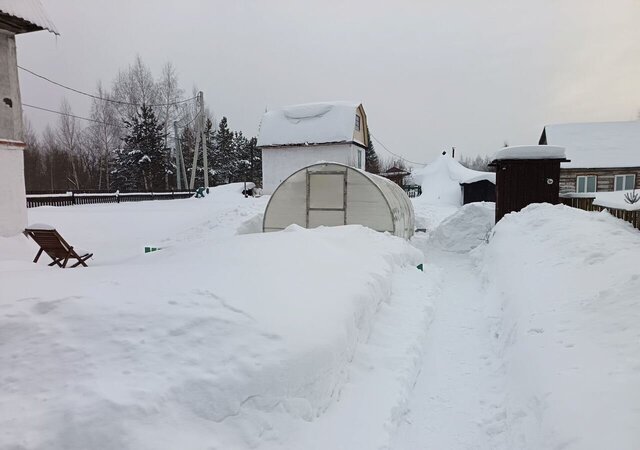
[
  {"x1": 257, "y1": 101, "x2": 369, "y2": 194},
  {"x1": 539, "y1": 121, "x2": 640, "y2": 194},
  {"x1": 0, "y1": 0, "x2": 58, "y2": 236}
]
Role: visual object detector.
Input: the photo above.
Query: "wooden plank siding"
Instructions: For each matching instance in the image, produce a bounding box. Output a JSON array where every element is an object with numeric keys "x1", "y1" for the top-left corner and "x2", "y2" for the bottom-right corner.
[
  {"x1": 559, "y1": 167, "x2": 640, "y2": 194},
  {"x1": 494, "y1": 159, "x2": 562, "y2": 222}
]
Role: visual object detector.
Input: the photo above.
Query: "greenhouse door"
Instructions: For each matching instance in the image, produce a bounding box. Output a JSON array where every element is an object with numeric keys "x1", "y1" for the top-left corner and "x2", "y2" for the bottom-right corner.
[{"x1": 306, "y1": 170, "x2": 347, "y2": 228}]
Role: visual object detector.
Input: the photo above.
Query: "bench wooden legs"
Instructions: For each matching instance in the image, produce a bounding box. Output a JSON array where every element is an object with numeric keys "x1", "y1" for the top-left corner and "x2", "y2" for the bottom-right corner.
[
  {"x1": 70, "y1": 254, "x2": 92, "y2": 268},
  {"x1": 33, "y1": 248, "x2": 44, "y2": 263},
  {"x1": 44, "y1": 251, "x2": 91, "y2": 268}
]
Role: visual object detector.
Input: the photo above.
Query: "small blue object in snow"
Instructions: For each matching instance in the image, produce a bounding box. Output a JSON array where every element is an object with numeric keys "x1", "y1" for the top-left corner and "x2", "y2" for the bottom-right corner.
[{"x1": 194, "y1": 187, "x2": 209, "y2": 198}]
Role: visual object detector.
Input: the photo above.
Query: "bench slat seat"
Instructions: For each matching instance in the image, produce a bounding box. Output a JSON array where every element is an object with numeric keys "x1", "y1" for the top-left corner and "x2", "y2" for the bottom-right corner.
[{"x1": 23, "y1": 227, "x2": 93, "y2": 268}]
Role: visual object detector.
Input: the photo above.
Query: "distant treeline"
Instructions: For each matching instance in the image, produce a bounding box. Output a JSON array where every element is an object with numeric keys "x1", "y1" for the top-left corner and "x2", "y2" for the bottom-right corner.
[{"x1": 23, "y1": 56, "x2": 261, "y2": 193}]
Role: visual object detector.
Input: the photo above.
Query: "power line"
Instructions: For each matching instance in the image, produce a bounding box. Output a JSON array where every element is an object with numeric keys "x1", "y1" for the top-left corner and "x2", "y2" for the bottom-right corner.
[
  {"x1": 18, "y1": 65, "x2": 197, "y2": 108},
  {"x1": 370, "y1": 134, "x2": 429, "y2": 166},
  {"x1": 22, "y1": 103, "x2": 126, "y2": 129}
]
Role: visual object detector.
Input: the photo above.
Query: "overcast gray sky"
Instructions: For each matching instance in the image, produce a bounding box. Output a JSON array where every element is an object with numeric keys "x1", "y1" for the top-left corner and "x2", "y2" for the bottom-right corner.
[{"x1": 16, "y1": 0, "x2": 640, "y2": 165}]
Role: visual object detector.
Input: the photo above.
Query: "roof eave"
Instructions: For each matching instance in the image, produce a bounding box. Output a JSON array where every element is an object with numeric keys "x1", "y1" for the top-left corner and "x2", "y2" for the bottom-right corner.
[
  {"x1": 0, "y1": 11, "x2": 59, "y2": 35},
  {"x1": 258, "y1": 140, "x2": 366, "y2": 150}
]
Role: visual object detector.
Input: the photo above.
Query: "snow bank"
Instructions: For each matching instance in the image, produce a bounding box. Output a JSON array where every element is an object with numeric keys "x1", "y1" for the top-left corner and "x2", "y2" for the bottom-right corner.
[
  {"x1": 478, "y1": 204, "x2": 640, "y2": 449},
  {"x1": 236, "y1": 213, "x2": 264, "y2": 234},
  {"x1": 429, "y1": 202, "x2": 494, "y2": 252},
  {"x1": 0, "y1": 195, "x2": 423, "y2": 449},
  {"x1": 410, "y1": 155, "x2": 494, "y2": 207},
  {"x1": 592, "y1": 190, "x2": 640, "y2": 212}
]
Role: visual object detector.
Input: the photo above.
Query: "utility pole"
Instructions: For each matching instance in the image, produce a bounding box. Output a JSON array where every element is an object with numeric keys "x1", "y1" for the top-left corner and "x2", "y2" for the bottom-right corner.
[
  {"x1": 174, "y1": 121, "x2": 184, "y2": 190},
  {"x1": 201, "y1": 92, "x2": 208, "y2": 188},
  {"x1": 189, "y1": 91, "x2": 206, "y2": 190}
]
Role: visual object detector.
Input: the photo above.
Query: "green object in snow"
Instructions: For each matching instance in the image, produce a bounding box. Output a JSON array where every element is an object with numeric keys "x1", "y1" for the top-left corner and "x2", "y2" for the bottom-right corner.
[
  {"x1": 194, "y1": 187, "x2": 206, "y2": 198},
  {"x1": 417, "y1": 263, "x2": 424, "y2": 271},
  {"x1": 145, "y1": 246, "x2": 162, "y2": 254}
]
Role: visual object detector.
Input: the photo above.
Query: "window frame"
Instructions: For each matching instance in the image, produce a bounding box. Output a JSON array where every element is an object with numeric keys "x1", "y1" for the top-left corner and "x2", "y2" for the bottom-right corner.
[
  {"x1": 614, "y1": 174, "x2": 636, "y2": 191},
  {"x1": 357, "y1": 149, "x2": 363, "y2": 168},
  {"x1": 355, "y1": 114, "x2": 361, "y2": 131},
  {"x1": 576, "y1": 175, "x2": 597, "y2": 193}
]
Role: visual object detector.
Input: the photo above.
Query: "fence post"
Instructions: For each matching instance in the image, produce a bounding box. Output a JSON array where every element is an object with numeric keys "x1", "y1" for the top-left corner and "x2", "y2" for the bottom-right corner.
[
  {"x1": 116, "y1": 190, "x2": 120, "y2": 204},
  {"x1": 71, "y1": 191, "x2": 76, "y2": 206}
]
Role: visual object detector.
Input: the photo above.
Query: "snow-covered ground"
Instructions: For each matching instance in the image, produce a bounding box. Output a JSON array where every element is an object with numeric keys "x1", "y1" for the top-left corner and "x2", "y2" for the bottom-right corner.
[
  {"x1": 0, "y1": 184, "x2": 432, "y2": 449},
  {"x1": 2, "y1": 181, "x2": 639, "y2": 449}
]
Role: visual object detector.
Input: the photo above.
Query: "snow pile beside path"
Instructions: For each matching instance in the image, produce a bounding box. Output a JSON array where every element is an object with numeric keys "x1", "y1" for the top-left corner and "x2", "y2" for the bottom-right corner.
[
  {"x1": 0, "y1": 224, "x2": 421, "y2": 449},
  {"x1": 237, "y1": 213, "x2": 264, "y2": 235},
  {"x1": 479, "y1": 204, "x2": 640, "y2": 449},
  {"x1": 429, "y1": 202, "x2": 494, "y2": 252}
]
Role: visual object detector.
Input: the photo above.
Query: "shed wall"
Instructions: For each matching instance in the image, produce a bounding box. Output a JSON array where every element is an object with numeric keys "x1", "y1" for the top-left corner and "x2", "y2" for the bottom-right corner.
[
  {"x1": 495, "y1": 159, "x2": 561, "y2": 222},
  {"x1": 261, "y1": 143, "x2": 363, "y2": 194},
  {"x1": 462, "y1": 180, "x2": 496, "y2": 204}
]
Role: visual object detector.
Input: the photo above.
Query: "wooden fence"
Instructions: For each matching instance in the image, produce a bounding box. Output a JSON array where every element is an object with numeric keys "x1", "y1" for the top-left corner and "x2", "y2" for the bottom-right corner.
[
  {"x1": 560, "y1": 196, "x2": 640, "y2": 230},
  {"x1": 26, "y1": 191, "x2": 194, "y2": 208},
  {"x1": 403, "y1": 185, "x2": 422, "y2": 198}
]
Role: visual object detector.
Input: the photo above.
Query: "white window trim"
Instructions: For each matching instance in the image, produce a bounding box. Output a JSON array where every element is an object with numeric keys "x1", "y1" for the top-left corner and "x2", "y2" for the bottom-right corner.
[
  {"x1": 614, "y1": 174, "x2": 636, "y2": 191},
  {"x1": 576, "y1": 175, "x2": 597, "y2": 193}
]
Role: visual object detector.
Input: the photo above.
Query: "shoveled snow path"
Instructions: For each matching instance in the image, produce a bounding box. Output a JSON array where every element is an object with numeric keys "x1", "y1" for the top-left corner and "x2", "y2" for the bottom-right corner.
[{"x1": 391, "y1": 247, "x2": 508, "y2": 450}]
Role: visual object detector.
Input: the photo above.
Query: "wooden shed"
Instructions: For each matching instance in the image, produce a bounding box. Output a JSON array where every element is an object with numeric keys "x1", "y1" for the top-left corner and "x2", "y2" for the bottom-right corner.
[
  {"x1": 460, "y1": 178, "x2": 496, "y2": 204},
  {"x1": 489, "y1": 145, "x2": 568, "y2": 222}
]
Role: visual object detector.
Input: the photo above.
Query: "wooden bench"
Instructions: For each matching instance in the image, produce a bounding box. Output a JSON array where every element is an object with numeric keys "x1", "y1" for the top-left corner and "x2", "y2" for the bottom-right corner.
[{"x1": 23, "y1": 225, "x2": 93, "y2": 268}]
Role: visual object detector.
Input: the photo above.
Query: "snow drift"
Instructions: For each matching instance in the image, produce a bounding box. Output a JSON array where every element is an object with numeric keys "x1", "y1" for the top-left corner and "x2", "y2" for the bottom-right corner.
[
  {"x1": 0, "y1": 187, "x2": 424, "y2": 449},
  {"x1": 478, "y1": 204, "x2": 640, "y2": 450},
  {"x1": 410, "y1": 155, "x2": 495, "y2": 207},
  {"x1": 429, "y1": 202, "x2": 495, "y2": 252}
]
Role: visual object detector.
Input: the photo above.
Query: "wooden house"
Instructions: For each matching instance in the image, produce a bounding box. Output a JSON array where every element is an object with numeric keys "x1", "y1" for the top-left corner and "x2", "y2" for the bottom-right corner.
[
  {"x1": 378, "y1": 166, "x2": 410, "y2": 187},
  {"x1": 0, "y1": 0, "x2": 58, "y2": 237},
  {"x1": 539, "y1": 121, "x2": 640, "y2": 194},
  {"x1": 257, "y1": 102, "x2": 369, "y2": 194}
]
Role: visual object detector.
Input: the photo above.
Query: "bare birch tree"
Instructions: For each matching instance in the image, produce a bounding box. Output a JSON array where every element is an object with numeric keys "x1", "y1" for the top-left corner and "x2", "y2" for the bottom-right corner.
[
  {"x1": 88, "y1": 81, "x2": 121, "y2": 189},
  {"x1": 56, "y1": 99, "x2": 83, "y2": 189}
]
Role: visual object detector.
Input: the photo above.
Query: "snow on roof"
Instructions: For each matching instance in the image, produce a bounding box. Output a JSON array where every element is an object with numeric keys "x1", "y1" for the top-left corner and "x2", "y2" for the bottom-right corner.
[
  {"x1": 491, "y1": 145, "x2": 566, "y2": 162},
  {"x1": 0, "y1": 0, "x2": 59, "y2": 34},
  {"x1": 542, "y1": 121, "x2": 640, "y2": 169},
  {"x1": 409, "y1": 155, "x2": 495, "y2": 206},
  {"x1": 257, "y1": 101, "x2": 363, "y2": 148}
]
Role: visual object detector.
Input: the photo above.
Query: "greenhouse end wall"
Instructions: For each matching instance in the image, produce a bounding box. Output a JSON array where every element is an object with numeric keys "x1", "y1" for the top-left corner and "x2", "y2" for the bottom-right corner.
[{"x1": 263, "y1": 162, "x2": 414, "y2": 239}]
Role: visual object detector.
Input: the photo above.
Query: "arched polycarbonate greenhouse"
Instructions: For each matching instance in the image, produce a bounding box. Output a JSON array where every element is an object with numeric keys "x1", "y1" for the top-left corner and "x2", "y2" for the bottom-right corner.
[{"x1": 263, "y1": 162, "x2": 415, "y2": 239}]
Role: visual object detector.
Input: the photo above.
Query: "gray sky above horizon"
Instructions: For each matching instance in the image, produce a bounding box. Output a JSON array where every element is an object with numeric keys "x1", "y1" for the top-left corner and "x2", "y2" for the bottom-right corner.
[{"x1": 16, "y1": 0, "x2": 640, "y2": 166}]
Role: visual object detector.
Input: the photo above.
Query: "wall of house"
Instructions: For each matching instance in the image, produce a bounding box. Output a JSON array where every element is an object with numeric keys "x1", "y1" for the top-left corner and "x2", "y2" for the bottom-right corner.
[
  {"x1": 0, "y1": 141, "x2": 27, "y2": 236},
  {"x1": 559, "y1": 167, "x2": 640, "y2": 193},
  {"x1": 0, "y1": 30, "x2": 23, "y2": 140},
  {"x1": 261, "y1": 143, "x2": 364, "y2": 194},
  {"x1": 0, "y1": 30, "x2": 27, "y2": 237},
  {"x1": 353, "y1": 105, "x2": 368, "y2": 147}
]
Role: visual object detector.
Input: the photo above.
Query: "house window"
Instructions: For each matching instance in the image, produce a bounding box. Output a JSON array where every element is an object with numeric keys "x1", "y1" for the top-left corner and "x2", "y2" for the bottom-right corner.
[
  {"x1": 355, "y1": 114, "x2": 361, "y2": 131},
  {"x1": 614, "y1": 174, "x2": 636, "y2": 191},
  {"x1": 357, "y1": 149, "x2": 363, "y2": 168},
  {"x1": 576, "y1": 175, "x2": 597, "y2": 193}
]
